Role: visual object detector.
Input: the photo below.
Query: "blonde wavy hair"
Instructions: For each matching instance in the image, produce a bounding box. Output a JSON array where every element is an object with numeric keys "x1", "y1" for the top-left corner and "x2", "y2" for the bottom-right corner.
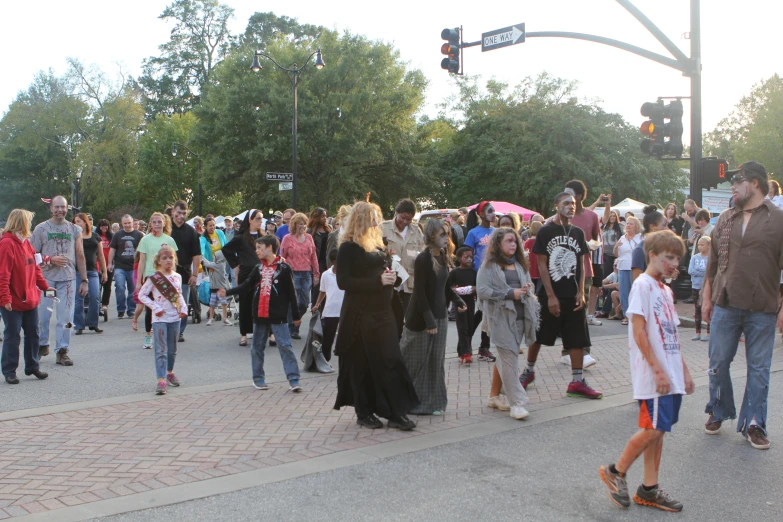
[
  {"x1": 339, "y1": 201, "x2": 384, "y2": 252},
  {"x1": 333, "y1": 204, "x2": 352, "y2": 227},
  {"x1": 4, "y1": 209, "x2": 34, "y2": 238},
  {"x1": 148, "y1": 212, "x2": 172, "y2": 236}
]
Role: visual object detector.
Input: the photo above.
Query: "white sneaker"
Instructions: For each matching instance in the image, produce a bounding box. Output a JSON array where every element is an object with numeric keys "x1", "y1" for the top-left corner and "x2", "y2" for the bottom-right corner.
[
  {"x1": 583, "y1": 354, "x2": 597, "y2": 368},
  {"x1": 223, "y1": 319, "x2": 234, "y2": 326},
  {"x1": 587, "y1": 315, "x2": 602, "y2": 326},
  {"x1": 487, "y1": 395, "x2": 510, "y2": 411},
  {"x1": 206, "y1": 318, "x2": 214, "y2": 326},
  {"x1": 691, "y1": 334, "x2": 701, "y2": 341},
  {"x1": 510, "y1": 405, "x2": 529, "y2": 420},
  {"x1": 560, "y1": 354, "x2": 571, "y2": 366}
]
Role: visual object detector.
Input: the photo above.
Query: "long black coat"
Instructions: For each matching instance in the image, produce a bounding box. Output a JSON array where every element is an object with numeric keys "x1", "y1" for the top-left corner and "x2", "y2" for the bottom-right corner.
[{"x1": 333, "y1": 241, "x2": 419, "y2": 419}]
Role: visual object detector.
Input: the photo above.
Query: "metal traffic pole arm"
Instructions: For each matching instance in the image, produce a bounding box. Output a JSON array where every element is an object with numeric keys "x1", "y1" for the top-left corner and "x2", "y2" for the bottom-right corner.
[{"x1": 252, "y1": 50, "x2": 323, "y2": 74}]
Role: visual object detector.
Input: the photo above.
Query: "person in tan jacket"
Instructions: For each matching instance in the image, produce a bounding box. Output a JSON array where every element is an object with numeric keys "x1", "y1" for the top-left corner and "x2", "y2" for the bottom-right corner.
[{"x1": 380, "y1": 199, "x2": 425, "y2": 319}]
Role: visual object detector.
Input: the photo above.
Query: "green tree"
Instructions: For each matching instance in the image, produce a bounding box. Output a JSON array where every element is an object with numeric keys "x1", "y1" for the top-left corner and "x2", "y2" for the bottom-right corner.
[
  {"x1": 193, "y1": 22, "x2": 429, "y2": 214},
  {"x1": 237, "y1": 12, "x2": 324, "y2": 51},
  {"x1": 138, "y1": 0, "x2": 234, "y2": 118},
  {"x1": 434, "y1": 74, "x2": 686, "y2": 213}
]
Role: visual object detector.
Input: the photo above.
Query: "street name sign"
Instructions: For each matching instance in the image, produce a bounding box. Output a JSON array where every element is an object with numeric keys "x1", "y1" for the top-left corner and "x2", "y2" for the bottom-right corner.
[
  {"x1": 482, "y1": 23, "x2": 525, "y2": 52},
  {"x1": 266, "y1": 172, "x2": 293, "y2": 182},
  {"x1": 279, "y1": 182, "x2": 293, "y2": 191}
]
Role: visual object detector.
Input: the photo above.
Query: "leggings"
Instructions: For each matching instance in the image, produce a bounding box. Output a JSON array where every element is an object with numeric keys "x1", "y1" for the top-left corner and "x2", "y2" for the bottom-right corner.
[{"x1": 693, "y1": 289, "x2": 709, "y2": 334}]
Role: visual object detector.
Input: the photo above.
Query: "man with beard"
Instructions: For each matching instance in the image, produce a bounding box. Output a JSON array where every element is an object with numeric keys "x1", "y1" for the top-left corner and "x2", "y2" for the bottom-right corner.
[
  {"x1": 170, "y1": 201, "x2": 202, "y2": 341},
  {"x1": 30, "y1": 196, "x2": 88, "y2": 366},
  {"x1": 520, "y1": 192, "x2": 603, "y2": 399},
  {"x1": 702, "y1": 161, "x2": 783, "y2": 450}
]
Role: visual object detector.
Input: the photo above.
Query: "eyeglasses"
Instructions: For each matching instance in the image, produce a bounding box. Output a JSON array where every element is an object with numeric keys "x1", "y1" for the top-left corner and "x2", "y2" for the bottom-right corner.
[{"x1": 730, "y1": 175, "x2": 747, "y2": 185}]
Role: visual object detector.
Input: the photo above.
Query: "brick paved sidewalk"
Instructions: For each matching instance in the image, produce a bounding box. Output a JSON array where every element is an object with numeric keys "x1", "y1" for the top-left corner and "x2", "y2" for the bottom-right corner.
[{"x1": 0, "y1": 335, "x2": 779, "y2": 519}]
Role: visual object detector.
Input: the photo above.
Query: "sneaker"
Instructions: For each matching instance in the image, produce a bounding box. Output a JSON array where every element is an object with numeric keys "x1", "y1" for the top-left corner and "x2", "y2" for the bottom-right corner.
[
  {"x1": 587, "y1": 315, "x2": 603, "y2": 326},
  {"x1": 56, "y1": 351, "x2": 73, "y2": 366},
  {"x1": 747, "y1": 425, "x2": 770, "y2": 450},
  {"x1": 633, "y1": 485, "x2": 683, "y2": 512},
  {"x1": 704, "y1": 414, "x2": 721, "y2": 434},
  {"x1": 118, "y1": 312, "x2": 125, "y2": 319},
  {"x1": 39, "y1": 345, "x2": 50, "y2": 357},
  {"x1": 388, "y1": 415, "x2": 416, "y2": 431},
  {"x1": 583, "y1": 354, "x2": 597, "y2": 368},
  {"x1": 357, "y1": 414, "x2": 384, "y2": 429},
  {"x1": 691, "y1": 334, "x2": 701, "y2": 341},
  {"x1": 289, "y1": 382, "x2": 303, "y2": 393},
  {"x1": 701, "y1": 334, "x2": 710, "y2": 342},
  {"x1": 178, "y1": 334, "x2": 185, "y2": 343},
  {"x1": 599, "y1": 465, "x2": 630, "y2": 508},
  {"x1": 477, "y1": 348, "x2": 496, "y2": 362},
  {"x1": 143, "y1": 334, "x2": 152, "y2": 349},
  {"x1": 519, "y1": 369, "x2": 535, "y2": 390},
  {"x1": 459, "y1": 354, "x2": 472, "y2": 365},
  {"x1": 510, "y1": 405, "x2": 529, "y2": 420},
  {"x1": 566, "y1": 379, "x2": 603, "y2": 399},
  {"x1": 253, "y1": 380, "x2": 269, "y2": 390},
  {"x1": 560, "y1": 354, "x2": 571, "y2": 366},
  {"x1": 206, "y1": 318, "x2": 214, "y2": 326},
  {"x1": 291, "y1": 333, "x2": 301, "y2": 340},
  {"x1": 487, "y1": 395, "x2": 510, "y2": 411},
  {"x1": 156, "y1": 381, "x2": 167, "y2": 395},
  {"x1": 166, "y1": 373, "x2": 181, "y2": 387},
  {"x1": 223, "y1": 319, "x2": 233, "y2": 326}
]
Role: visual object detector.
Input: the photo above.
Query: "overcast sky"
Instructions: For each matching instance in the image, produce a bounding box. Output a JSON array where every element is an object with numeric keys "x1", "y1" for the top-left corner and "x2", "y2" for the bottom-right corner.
[{"x1": 2, "y1": 0, "x2": 779, "y2": 140}]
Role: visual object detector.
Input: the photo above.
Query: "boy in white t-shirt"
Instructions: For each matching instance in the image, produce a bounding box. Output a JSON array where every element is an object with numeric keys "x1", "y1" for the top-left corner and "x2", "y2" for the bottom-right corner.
[
  {"x1": 312, "y1": 249, "x2": 344, "y2": 361},
  {"x1": 599, "y1": 230, "x2": 695, "y2": 513}
]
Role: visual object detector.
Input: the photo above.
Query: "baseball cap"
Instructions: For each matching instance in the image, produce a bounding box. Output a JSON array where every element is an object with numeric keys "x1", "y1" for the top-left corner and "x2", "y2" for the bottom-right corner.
[
  {"x1": 273, "y1": 211, "x2": 283, "y2": 218},
  {"x1": 726, "y1": 161, "x2": 767, "y2": 181}
]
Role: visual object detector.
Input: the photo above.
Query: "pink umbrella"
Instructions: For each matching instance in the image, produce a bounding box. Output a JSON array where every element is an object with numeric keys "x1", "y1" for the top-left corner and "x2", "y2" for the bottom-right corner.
[{"x1": 467, "y1": 201, "x2": 537, "y2": 220}]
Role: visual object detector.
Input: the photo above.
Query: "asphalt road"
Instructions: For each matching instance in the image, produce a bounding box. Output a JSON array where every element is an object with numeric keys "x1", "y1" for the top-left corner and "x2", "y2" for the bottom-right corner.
[
  {"x1": 0, "y1": 293, "x2": 628, "y2": 413},
  {"x1": 101, "y1": 376, "x2": 782, "y2": 522}
]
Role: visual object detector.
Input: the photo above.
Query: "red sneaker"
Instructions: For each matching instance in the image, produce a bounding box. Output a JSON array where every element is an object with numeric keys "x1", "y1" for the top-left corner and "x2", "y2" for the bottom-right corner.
[
  {"x1": 567, "y1": 379, "x2": 603, "y2": 399},
  {"x1": 519, "y1": 370, "x2": 535, "y2": 390},
  {"x1": 460, "y1": 354, "x2": 473, "y2": 365}
]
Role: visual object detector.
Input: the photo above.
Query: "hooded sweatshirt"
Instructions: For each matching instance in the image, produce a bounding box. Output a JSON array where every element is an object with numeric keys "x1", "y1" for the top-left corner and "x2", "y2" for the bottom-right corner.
[
  {"x1": 0, "y1": 232, "x2": 50, "y2": 311},
  {"x1": 202, "y1": 250, "x2": 229, "y2": 291}
]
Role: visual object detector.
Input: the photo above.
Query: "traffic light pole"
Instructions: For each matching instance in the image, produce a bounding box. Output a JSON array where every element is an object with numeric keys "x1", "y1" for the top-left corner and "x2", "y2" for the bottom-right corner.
[{"x1": 690, "y1": 0, "x2": 703, "y2": 206}]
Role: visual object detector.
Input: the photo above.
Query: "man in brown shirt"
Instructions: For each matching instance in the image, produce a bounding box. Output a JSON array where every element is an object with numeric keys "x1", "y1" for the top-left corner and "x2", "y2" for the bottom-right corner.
[{"x1": 702, "y1": 161, "x2": 783, "y2": 450}]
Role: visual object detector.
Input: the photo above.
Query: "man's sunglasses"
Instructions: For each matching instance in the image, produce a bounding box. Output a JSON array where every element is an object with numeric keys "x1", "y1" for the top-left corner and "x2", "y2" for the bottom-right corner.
[{"x1": 730, "y1": 175, "x2": 747, "y2": 185}]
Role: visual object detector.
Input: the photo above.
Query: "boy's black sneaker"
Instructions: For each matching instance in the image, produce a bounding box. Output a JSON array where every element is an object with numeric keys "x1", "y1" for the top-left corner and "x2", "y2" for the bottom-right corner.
[
  {"x1": 598, "y1": 465, "x2": 630, "y2": 508},
  {"x1": 357, "y1": 414, "x2": 383, "y2": 429},
  {"x1": 633, "y1": 485, "x2": 683, "y2": 512},
  {"x1": 478, "y1": 348, "x2": 496, "y2": 362}
]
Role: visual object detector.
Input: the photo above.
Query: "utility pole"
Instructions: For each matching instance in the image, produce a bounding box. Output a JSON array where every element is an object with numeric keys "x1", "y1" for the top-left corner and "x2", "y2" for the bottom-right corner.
[{"x1": 690, "y1": 0, "x2": 702, "y2": 205}]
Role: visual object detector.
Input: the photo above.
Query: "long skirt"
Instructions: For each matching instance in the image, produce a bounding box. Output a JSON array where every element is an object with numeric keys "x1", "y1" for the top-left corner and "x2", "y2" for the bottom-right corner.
[{"x1": 399, "y1": 317, "x2": 448, "y2": 415}]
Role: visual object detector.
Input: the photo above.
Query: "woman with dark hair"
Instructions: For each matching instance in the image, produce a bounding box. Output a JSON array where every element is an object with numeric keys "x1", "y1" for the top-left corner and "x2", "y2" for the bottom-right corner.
[
  {"x1": 73, "y1": 214, "x2": 107, "y2": 335},
  {"x1": 400, "y1": 219, "x2": 465, "y2": 415},
  {"x1": 601, "y1": 210, "x2": 622, "y2": 284},
  {"x1": 477, "y1": 227, "x2": 540, "y2": 420},
  {"x1": 497, "y1": 212, "x2": 521, "y2": 233},
  {"x1": 96, "y1": 219, "x2": 113, "y2": 312},
  {"x1": 631, "y1": 205, "x2": 668, "y2": 282},
  {"x1": 334, "y1": 201, "x2": 419, "y2": 431},
  {"x1": 307, "y1": 207, "x2": 332, "y2": 305},
  {"x1": 199, "y1": 217, "x2": 227, "y2": 263},
  {"x1": 222, "y1": 209, "x2": 265, "y2": 346},
  {"x1": 265, "y1": 221, "x2": 278, "y2": 236},
  {"x1": 464, "y1": 201, "x2": 496, "y2": 361},
  {"x1": 664, "y1": 203, "x2": 684, "y2": 236}
]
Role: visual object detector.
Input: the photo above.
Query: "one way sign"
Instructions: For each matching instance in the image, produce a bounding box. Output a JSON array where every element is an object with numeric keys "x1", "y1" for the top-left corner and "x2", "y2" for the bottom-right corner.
[{"x1": 481, "y1": 23, "x2": 525, "y2": 52}]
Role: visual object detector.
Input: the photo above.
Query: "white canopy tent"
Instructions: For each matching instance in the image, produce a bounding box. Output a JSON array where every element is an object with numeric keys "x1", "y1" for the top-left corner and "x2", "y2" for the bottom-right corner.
[{"x1": 593, "y1": 198, "x2": 653, "y2": 220}]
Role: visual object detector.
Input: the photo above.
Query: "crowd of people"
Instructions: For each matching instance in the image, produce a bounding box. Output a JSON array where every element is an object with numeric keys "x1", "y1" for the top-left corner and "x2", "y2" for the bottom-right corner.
[{"x1": 0, "y1": 160, "x2": 781, "y2": 512}]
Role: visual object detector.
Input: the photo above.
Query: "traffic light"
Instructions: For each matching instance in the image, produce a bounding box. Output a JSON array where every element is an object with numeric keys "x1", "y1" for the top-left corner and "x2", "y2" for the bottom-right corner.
[
  {"x1": 640, "y1": 100, "x2": 684, "y2": 157},
  {"x1": 702, "y1": 157, "x2": 729, "y2": 189},
  {"x1": 441, "y1": 27, "x2": 461, "y2": 74}
]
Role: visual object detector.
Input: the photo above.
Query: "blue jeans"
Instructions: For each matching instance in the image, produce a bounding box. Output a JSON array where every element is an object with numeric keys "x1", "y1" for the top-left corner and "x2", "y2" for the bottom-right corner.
[
  {"x1": 618, "y1": 270, "x2": 632, "y2": 317},
  {"x1": 74, "y1": 270, "x2": 100, "y2": 329},
  {"x1": 251, "y1": 322, "x2": 300, "y2": 384},
  {"x1": 152, "y1": 321, "x2": 178, "y2": 379},
  {"x1": 289, "y1": 271, "x2": 311, "y2": 336},
  {"x1": 113, "y1": 268, "x2": 136, "y2": 315},
  {"x1": 179, "y1": 283, "x2": 192, "y2": 336},
  {"x1": 38, "y1": 279, "x2": 77, "y2": 352},
  {"x1": 705, "y1": 305, "x2": 776, "y2": 436},
  {"x1": 1, "y1": 307, "x2": 40, "y2": 376},
  {"x1": 226, "y1": 264, "x2": 236, "y2": 288}
]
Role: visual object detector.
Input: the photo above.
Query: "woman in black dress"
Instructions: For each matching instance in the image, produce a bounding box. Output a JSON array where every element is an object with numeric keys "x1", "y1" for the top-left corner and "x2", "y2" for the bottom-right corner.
[
  {"x1": 307, "y1": 207, "x2": 331, "y2": 306},
  {"x1": 334, "y1": 202, "x2": 419, "y2": 431},
  {"x1": 222, "y1": 209, "x2": 264, "y2": 347},
  {"x1": 664, "y1": 202, "x2": 684, "y2": 236}
]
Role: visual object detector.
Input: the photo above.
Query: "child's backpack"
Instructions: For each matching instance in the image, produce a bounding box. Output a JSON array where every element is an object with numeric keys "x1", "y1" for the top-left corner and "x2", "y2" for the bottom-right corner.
[{"x1": 198, "y1": 280, "x2": 212, "y2": 306}]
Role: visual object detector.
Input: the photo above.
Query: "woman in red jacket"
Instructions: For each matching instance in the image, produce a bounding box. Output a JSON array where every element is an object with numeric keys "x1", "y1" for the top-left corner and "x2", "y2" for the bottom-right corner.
[{"x1": 0, "y1": 209, "x2": 53, "y2": 384}]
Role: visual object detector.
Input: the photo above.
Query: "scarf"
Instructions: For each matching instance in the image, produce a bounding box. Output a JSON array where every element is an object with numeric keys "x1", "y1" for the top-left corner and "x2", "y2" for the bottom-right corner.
[
  {"x1": 717, "y1": 205, "x2": 766, "y2": 274},
  {"x1": 256, "y1": 256, "x2": 280, "y2": 318}
]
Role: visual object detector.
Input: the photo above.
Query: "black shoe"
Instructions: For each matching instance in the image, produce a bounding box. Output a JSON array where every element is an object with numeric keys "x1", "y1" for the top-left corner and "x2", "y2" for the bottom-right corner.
[
  {"x1": 357, "y1": 414, "x2": 384, "y2": 429},
  {"x1": 118, "y1": 312, "x2": 125, "y2": 319},
  {"x1": 5, "y1": 374, "x2": 19, "y2": 385},
  {"x1": 178, "y1": 334, "x2": 185, "y2": 343},
  {"x1": 39, "y1": 345, "x2": 50, "y2": 357},
  {"x1": 89, "y1": 326, "x2": 104, "y2": 334},
  {"x1": 291, "y1": 333, "x2": 301, "y2": 340},
  {"x1": 269, "y1": 338, "x2": 277, "y2": 346},
  {"x1": 24, "y1": 369, "x2": 48, "y2": 380},
  {"x1": 388, "y1": 415, "x2": 416, "y2": 431},
  {"x1": 74, "y1": 329, "x2": 84, "y2": 335}
]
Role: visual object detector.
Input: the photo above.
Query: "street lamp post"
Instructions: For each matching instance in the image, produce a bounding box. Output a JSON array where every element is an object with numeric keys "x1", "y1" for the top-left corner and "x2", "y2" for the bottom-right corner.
[
  {"x1": 251, "y1": 49, "x2": 325, "y2": 210},
  {"x1": 172, "y1": 143, "x2": 203, "y2": 216}
]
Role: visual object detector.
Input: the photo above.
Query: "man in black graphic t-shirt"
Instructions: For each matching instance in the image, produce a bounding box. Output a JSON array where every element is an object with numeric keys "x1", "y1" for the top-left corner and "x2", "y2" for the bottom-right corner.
[{"x1": 520, "y1": 192, "x2": 603, "y2": 400}]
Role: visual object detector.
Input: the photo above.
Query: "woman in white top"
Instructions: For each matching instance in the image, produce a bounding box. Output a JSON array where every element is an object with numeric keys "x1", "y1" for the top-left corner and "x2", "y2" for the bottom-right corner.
[{"x1": 613, "y1": 216, "x2": 642, "y2": 323}]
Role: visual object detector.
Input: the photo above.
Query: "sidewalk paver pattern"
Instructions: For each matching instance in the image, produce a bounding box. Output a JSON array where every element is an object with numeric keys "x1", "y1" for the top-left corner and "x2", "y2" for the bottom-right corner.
[{"x1": 0, "y1": 335, "x2": 778, "y2": 518}]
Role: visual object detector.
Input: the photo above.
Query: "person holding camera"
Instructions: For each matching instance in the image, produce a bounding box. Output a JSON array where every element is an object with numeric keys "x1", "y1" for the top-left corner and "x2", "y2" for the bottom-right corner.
[{"x1": 0, "y1": 209, "x2": 55, "y2": 384}]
